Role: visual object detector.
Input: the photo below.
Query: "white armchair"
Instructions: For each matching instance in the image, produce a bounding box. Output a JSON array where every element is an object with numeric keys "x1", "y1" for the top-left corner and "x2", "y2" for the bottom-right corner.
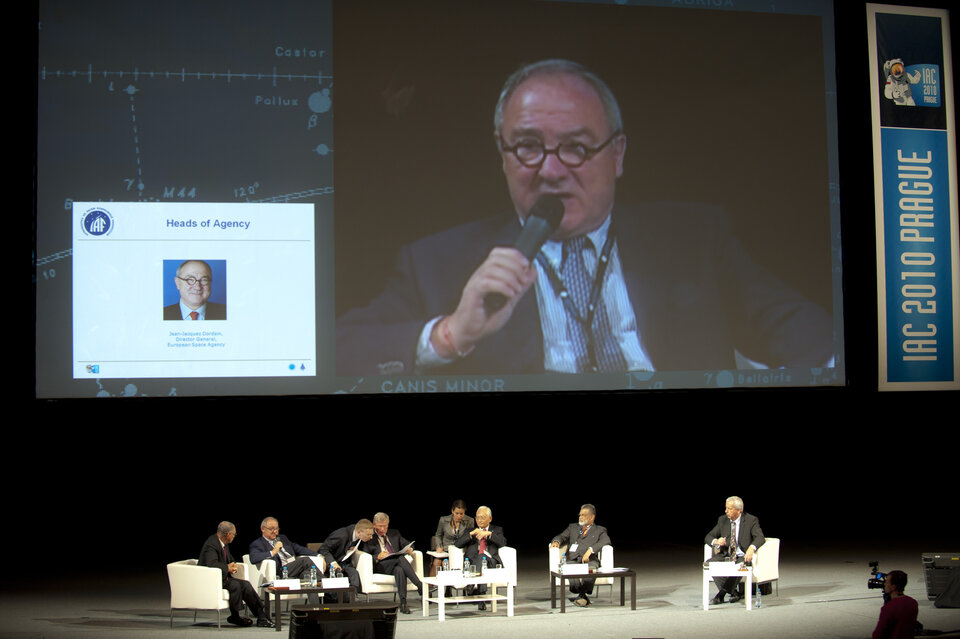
[
  {"x1": 753, "y1": 538, "x2": 780, "y2": 595},
  {"x1": 549, "y1": 544, "x2": 615, "y2": 602},
  {"x1": 355, "y1": 550, "x2": 424, "y2": 601},
  {"x1": 167, "y1": 559, "x2": 231, "y2": 629}
]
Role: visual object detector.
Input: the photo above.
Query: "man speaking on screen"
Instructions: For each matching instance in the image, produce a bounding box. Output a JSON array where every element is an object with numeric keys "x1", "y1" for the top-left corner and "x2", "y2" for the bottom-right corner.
[{"x1": 336, "y1": 59, "x2": 833, "y2": 375}]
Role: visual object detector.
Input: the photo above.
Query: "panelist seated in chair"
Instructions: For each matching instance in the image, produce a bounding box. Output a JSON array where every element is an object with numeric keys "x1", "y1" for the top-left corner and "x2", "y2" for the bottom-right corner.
[
  {"x1": 704, "y1": 495, "x2": 764, "y2": 605},
  {"x1": 431, "y1": 499, "x2": 475, "y2": 577},
  {"x1": 455, "y1": 505, "x2": 505, "y2": 611},
  {"x1": 198, "y1": 521, "x2": 274, "y2": 628},
  {"x1": 320, "y1": 519, "x2": 375, "y2": 601},
  {"x1": 248, "y1": 516, "x2": 321, "y2": 580},
  {"x1": 550, "y1": 503, "x2": 610, "y2": 607},
  {"x1": 361, "y1": 512, "x2": 423, "y2": 614}
]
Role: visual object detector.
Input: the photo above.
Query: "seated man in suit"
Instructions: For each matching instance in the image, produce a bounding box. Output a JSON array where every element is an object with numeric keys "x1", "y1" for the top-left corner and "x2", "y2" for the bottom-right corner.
[
  {"x1": 197, "y1": 521, "x2": 274, "y2": 628},
  {"x1": 319, "y1": 519, "x2": 375, "y2": 602},
  {"x1": 550, "y1": 503, "x2": 611, "y2": 607},
  {"x1": 248, "y1": 516, "x2": 320, "y2": 580},
  {"x1": 455, "y1": 505, "x2": 506, "y2": 610},
  {"x1": 704, "y1": 496, "x2": 765, "y2": 605},
  {"x1": 361, "y1": 512, "x2": 422, "y2": 614},
  {"x1": 163, "y1": 259, "x2": 226, "y2": 320}
]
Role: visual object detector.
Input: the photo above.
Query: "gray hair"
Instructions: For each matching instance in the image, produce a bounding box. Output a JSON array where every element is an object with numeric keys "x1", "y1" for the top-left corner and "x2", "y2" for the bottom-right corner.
[
  {"x1": 580, "y1": 504, "x2": 597, "y2": 517},
  {"x1": 261, "y1": 517, "x2": 278, "y2": 528},
  {"x1": 476, "y1": 505, "x2": 492, "y2": 518},
  {"x1": 726, "y1": 496, "x2": 744, "y2": 510},
  {"x1": 217, "y1": 521, "x2": 236, "y2": 535},
  {"x1": 493, "y1": 59, "x2": 623, "y2": 136},
  {"x1": 373, "y1": 512, "x2": 390, "y2": 523}
]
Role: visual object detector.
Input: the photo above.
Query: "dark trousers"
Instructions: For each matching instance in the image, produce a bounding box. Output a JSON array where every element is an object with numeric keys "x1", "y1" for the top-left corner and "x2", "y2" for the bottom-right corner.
[
  {"x1": 328, "y1": 564, "x2": 362, "y2": 603},
  {"x1": 281, "y1": 556, "x2": 316, "y2": 579},
  {"x1": 707, "y1": 555, "x2": 742, "y2": 595},
  {"x1": 568, "y1": 555, "x2": 600, "y2": 596},
  {"x1": 225, "y1": 577, "x2": 264, "y2": 618},
  {"x1": 376, "y1": 556, "x2": 421, "y2": 600}
]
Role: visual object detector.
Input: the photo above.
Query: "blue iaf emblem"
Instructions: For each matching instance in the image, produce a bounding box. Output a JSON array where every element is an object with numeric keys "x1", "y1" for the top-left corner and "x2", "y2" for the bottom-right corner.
[{"x1": 81, "y1": 207, "x2": 114, "y2": 237}]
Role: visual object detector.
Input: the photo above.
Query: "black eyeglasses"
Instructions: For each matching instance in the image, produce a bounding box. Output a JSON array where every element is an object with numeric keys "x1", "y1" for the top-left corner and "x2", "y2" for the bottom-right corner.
[
  {"x1": 498, "y1": 131, "x2": 621, "y2": 168},
  {"x1": 177, "y1": 276, "x2": 211, "y2": 287}
]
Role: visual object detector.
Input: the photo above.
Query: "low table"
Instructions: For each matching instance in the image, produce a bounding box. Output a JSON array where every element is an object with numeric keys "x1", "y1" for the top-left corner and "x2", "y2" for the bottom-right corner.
[
  {"x1": 422, "y1": 571, "x2": 514, "y2": 621},
  {"x1": 550, "y1": 568, "x2": 636, "y2": 612},
  {"x1": 702, "y1": 562, "x2": 753, "y2": 610},
  {"x1": 266, "y1": 585, "x2": 356, "y2": 632}
]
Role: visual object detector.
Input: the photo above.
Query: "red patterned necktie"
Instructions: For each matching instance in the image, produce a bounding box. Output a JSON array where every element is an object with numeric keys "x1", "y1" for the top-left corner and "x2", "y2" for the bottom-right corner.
[{"x1": 189, "y1": 311, "x2": 198, "y2": 320}]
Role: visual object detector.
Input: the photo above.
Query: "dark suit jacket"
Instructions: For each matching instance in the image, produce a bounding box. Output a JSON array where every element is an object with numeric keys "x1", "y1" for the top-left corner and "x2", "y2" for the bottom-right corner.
[
  {"x1": 336, "y1": 203, "x2": 833, "y2": 375},
  {"x1": 320, "y1": 525, "x2": 362, "y2": 567},
  {"x1": 455, "y1": 525, "x2": 506, "y2": 567},
  {"x1": 249, "y1": 534, "x2": 317, "y2": 573},
  {"x1": 552, "y1": 523, "x2": 611, "y2": 565},
  {"x1": 198, "y1": 534, "x2": 236, "y2": 587},
  {"x1": 361, "y1": 529, "x2": 412, "y2": 567},
  {"x1": 164, "y1": 301, "x2": 227, "y2": 320},
  {"x1": 705, "y1": 512, "x2": 765, "y2": 557}
]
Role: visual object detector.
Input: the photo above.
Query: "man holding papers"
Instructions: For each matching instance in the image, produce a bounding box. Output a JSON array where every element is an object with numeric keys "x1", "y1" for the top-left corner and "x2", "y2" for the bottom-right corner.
[
  {"x1": 320, "y1": 519, "x2": 375, "y2": 601},
  {"x1": 362, "y1": 512, "x2": 422, "y2": 614}
]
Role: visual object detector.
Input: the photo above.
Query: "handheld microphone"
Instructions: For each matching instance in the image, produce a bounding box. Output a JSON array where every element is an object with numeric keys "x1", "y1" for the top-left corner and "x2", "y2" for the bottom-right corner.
[{"x1": 483, "y1": 195, "x2": 565, "y2": 313}]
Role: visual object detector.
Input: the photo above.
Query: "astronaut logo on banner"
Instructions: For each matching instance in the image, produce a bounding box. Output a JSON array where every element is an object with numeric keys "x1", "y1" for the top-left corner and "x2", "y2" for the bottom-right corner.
[
  {"x1": 883, "y1": 58, "x2": 920, "y2": 105},
  {"x1": 80, "y1": 207, "x2": 114, "y2": 237},
  {"x1": 883, "y1": 57, "x2": 940, "y2": 108}
]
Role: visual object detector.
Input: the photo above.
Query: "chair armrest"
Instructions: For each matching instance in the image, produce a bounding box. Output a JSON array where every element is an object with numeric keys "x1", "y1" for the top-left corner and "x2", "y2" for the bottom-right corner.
[
  {"x1": 355, "y1": 550, "x2": 374, "y2": 593},
  {"x1": 600, "y1": 544, "x2": 614, "y2": 570}
]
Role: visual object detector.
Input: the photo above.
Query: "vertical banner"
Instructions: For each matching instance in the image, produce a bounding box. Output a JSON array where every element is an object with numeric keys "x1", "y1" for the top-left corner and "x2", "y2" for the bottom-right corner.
[{"x1": 868, "y1": 4, "x2": 959, "y2": 390}]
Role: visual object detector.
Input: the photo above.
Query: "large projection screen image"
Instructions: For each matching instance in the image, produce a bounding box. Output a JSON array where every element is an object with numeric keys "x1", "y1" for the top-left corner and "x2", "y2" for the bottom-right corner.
[{"x1": 36, "y1": 0, "x2": 845, "y2": 397}]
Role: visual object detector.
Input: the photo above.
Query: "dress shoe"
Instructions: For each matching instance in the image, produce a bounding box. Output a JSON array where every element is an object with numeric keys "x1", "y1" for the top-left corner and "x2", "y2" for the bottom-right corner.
[
  {"x1": 728, "y1": 593, "x2": 742, "y2": 604},
  {"x1": 478, "y1": 602, "x2": 487, "y2": 611},
  {"x1": 710, "y1": 592, "x2": 726, "y2": 605},
  {"x1": 399, "y1": 601, "x2": 411, "y2": 614},
  {"x1": 227, "y1": 615, "x2": 253, "y2": 627},
  {"x1": 574, "y1": 596, "x2": 590, "y2": 607},
  {"x1": 257, "y1": 617, "x2": 276, "y2": 628}
]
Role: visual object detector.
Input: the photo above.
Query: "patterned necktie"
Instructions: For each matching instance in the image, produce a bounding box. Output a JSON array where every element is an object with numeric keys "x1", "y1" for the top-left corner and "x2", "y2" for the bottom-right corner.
[
  {"x1": 189, "y1": 311, "x2": 198, "y2": 320},
  {"x1": 561, "y1": 236, "x2": 628, "y2": 372}
]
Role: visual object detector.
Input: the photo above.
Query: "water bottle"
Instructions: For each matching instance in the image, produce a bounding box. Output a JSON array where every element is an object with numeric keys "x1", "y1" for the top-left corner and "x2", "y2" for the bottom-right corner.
[
  {"x1": 282, "y1": 565, "x2": 289, "y2": 580},
  {"x1": 310, "y1": 565, "x2": 317, "y2": 587},
  {"x1": 559, "y1": 552, "x2": 566, "y2": 573},
  {"x1": 755, "y1": 583, "x2": 762, "y2": 608},
  {"x1": 463, "y1": 556, "x2": 471, "y2": 576},
  {"x1": 442, "y1": 558, "x2": 449, "y2": 572},
  {"x1": 481, "y1": 556, "x2": 488, "y2": 574},
  {"x1": 330, "y1": 564, "x2": 336, "y2": 579}
]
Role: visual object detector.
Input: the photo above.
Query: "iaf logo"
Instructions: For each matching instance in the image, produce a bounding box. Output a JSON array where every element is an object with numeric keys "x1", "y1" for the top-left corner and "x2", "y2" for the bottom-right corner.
[{"x1": 80, "y1": 207, "x2": 114, "y2": 237}]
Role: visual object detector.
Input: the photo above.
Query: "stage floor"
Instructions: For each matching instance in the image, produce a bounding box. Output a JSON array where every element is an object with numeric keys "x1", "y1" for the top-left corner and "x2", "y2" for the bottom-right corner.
[{"x1": 2, "y1": 546, "x2": 958, "y2": 639}]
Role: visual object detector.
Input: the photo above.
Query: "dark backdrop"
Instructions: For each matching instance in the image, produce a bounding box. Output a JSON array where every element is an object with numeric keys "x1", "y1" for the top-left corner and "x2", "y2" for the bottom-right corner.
[{"x1": 22, "y1": 0, "x2": 959, "y2": 586}]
